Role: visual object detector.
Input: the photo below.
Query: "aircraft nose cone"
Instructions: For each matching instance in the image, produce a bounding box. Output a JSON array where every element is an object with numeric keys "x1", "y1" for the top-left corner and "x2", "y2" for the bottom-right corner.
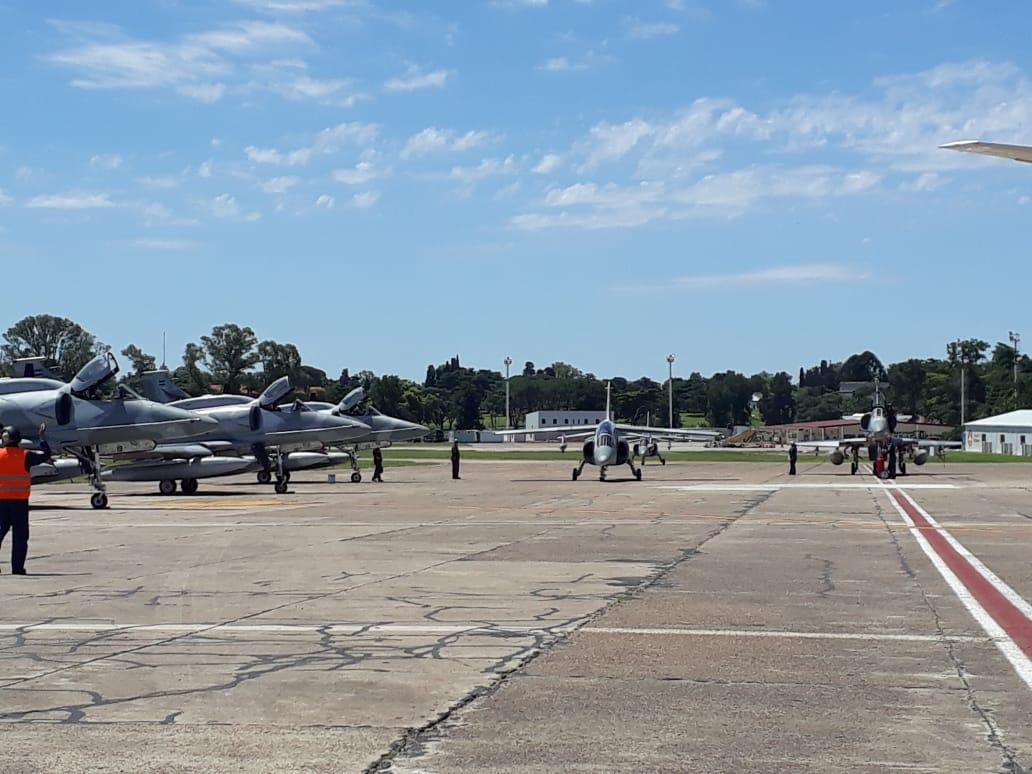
[{"x1": 595, "y1": 447, "x2": 614, "y2": 465}]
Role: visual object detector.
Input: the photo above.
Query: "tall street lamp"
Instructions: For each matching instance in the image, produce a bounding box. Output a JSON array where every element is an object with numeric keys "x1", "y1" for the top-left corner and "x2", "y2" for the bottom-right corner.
[
  {"x1": 666, "y1": 354, "x2": 676, "y2": 429},
  {"x1": 504, "y1": 356, "x2": 513, "y2": 431},
  {"x1": 1009, "y1": 331, "x2": 1021, "y2": 400},
  {"x1": 955, "y1": 339, "x2": 966, "y2": 430}
]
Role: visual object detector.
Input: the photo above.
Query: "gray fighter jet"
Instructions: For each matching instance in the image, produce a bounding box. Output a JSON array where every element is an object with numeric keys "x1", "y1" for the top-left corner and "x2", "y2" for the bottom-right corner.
[
  {"x1": 0, "y1": 353, "x2": 215, "y2": 508},
  {"x1": 117, "y1": 372, "x2": 370, "y2": 494}
]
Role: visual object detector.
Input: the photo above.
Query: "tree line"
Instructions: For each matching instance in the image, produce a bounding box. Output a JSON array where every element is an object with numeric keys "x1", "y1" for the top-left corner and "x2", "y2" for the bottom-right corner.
[{"x1": 2, "y1": 315, "x2": 1029, "y2": 433}]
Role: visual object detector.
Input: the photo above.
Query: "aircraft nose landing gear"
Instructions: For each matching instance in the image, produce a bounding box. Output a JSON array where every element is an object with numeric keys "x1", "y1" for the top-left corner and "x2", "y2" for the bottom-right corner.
[{"x1": 90, "y1": 492, "x2": 108, "y2": 509}]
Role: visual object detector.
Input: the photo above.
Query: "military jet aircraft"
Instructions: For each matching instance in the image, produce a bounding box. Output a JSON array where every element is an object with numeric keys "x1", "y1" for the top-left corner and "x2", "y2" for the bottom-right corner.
[
  {"x1": 795, "y1": 384, "x2": 960, "y2": 476},
  {"x1": 0, "y1": 353, "x2": 215, "y2": 508},
  {"x1": 116, "y1": 373, "x2": 370, "y2": 494},
  {"x1": 940, "y1": 140, "x2": 1032, "y2": 164},
  {"x1": 494, "y1": 383, "x2": 721, "y2": 481}
]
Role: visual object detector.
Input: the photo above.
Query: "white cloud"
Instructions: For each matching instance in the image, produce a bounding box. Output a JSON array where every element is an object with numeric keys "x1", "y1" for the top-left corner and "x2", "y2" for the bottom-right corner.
[
  {"x1": 0, "y1": 189, "x2": 13, "y2": 207},
  {"x1": 26, "y1": 192, "x2": 116, "y2": 209},
  {"x1": 124, "y1": 238, "x2": 195, "y2": 250},
  {"x1": 89, "y1": 153, "x2": 123, "y2": 170},
  {"x1": 137, "y1": 175, "x2": 180, "y2": 189},
  {"x1": 261, "y1": 175, "x2": 300, "y2": 193},
  {"x1": 401, "y1": 127, "x2": 492, "y2": 158},
  {"x1": 245, "y1": 122, "x2": 379, "y2": 166},
  {"x1": 384, "y1": 66, "x2": 450, "y2": 92},
  {"x1": 210, "y1": 193, "x2": 241, "y2": 217},
  {"x1": 450, "y1": 155, "x2": 517, "y2": 184},
  {"x1": 533, "y1": 153, "x2": 562, "y2": 174},
  {"x1": 315, "y1": 193, "x2": 335, "y2": 208},
  {"x1": 665, "y1": 264, "x2": 869, "y2": 290},
  {"x1": 332, "y1": 161, "x2": 383, "y2": 184},
  {"x1": 198, "y1": 161, "x2": 213, "y2": 178},
  {"x1": 539, "y1": 57, "x2": 585, "y2": 72},
  {"x1": 233, "y1": 0, "x2": 361, "y2": 12},
  {"x1": 46, "y1": 20, "x2": 314, "y2": 102},
  {"x1": 352, "y1": 191, "x2": 379, "y2": 208},
  {"x1": 583, "y1": 119, "x2": 654, "y2": 167},
  {"x1": 628, "y1": 21, "x2": 680, "y2": 39}
]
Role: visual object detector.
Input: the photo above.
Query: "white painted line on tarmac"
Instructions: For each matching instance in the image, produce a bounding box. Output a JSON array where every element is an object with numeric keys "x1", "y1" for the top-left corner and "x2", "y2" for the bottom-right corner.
[
  {"x1": 580, "y1": 627, "x2": 986, "y2": 643},
  {"x1": 0, "y1": 622, "x2": 568, "y2": 636},
  {"x1": 659, "y1": 483, "x2": 958, "y2": 492},
  {"x1": 881, "y1": 485, "x2": 1032, "y2": 691}
]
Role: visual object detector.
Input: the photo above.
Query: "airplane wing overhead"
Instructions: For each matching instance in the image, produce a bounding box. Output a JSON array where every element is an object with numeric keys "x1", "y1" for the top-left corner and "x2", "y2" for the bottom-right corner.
[
  {"x1": 796, "y1": 437, "x2": 869, "y2": 450},
  {"x1": 940, "y1": 140, "x2": 1032, "y2": 163}
]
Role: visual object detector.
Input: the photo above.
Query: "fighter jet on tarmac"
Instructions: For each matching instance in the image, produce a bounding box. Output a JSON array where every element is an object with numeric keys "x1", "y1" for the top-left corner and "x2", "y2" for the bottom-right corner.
[
  {"x1": 116, "y1": 373, "x2": 370, "y2": 494},
  {"x1": 795, "y1": 384, "x2": 960, "y2": 477},
  {"x1": 940, "y1": 140, "x2": 1032, "y2": 164},
  {"x1": 0, "y1": 353, "x2": 215, "y2": 507},
  {"x1": 494, "y1": 383, "x2": 721, "y2": 481}
]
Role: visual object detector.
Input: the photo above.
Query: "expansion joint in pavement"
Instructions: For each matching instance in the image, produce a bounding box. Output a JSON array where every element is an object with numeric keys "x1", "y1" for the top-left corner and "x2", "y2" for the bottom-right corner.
[
  {"x1": 367, "y1": 502, "x2": 751, "y2": 773},
  {"x1": 872, "y1": 493, "x2": 1022, "y2": 772}
]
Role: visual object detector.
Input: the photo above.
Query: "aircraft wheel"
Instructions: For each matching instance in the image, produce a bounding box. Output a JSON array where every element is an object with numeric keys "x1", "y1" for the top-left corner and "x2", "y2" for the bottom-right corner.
[
  {"x1": 635, "y1": 469, "x2": 642, "y2": 481},
  {"x1": 351, "y1": 471, "x2": 362, "y2": 483},
  {"x1": 880, "y1": 469, "x2": 890, "y2": 481},
  {"x1": 181, "y1": 478, "x2": 198, "y2": 495},
  {"x1": 274, "y1": 480, "x2": 289, "y2": 494},
  {"x1": 90, "y1": 492, "x2": 108, "y2": 509},
  {"x1": 257, "y1": 470, "x2": 272, "y2": 485},
  {"x1": 159, "y1": 479, "x2": 177, "y2": 495},
  {"x1": 572, "y1": 468, "x2": 579, "y2": 481}
]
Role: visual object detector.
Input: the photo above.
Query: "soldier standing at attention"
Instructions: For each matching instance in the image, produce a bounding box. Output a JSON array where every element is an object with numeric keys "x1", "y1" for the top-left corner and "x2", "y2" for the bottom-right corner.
[
  {"x1": 0, "y1": 424, "x2": 51, "y2": 575},
  {"x1": 788, "y1": 442, "x2": 798, "y2": 476},
  {"x1": 451, "y1": 440, "x2": 461, "y2": 480}
]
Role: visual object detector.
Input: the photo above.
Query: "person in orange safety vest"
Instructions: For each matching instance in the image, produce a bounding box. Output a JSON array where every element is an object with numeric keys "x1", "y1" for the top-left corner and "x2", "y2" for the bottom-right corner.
[{"x1": 0, "y1": 424, "x2": 51, "y2": 575}]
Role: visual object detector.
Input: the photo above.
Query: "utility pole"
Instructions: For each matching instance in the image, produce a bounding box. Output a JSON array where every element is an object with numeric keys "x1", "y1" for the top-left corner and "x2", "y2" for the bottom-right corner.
[
  {"x1": 504, "y1": 356, "x2": 513, "y2": 431},
  {"x1": 1009, "y1": 331, "x2": 1021, "y2": 401},
  {"x1": 666, "y1": 354, "x2": 676, "y2": 429}
]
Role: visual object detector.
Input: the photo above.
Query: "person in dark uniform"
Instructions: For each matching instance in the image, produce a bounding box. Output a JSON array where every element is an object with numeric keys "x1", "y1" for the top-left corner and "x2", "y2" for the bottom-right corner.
[
  {"x1": 0, "y1": 424, "x2": 51, "y2": 575},
  {"x1": 371, "y1": 446, "x2": 384, "y2": 483},
  {"x1": 887, "y1": 442, "x2": 897, "y2": 479},
  {"x1": 451, "y1": 440, "x2": 461, "y2": 480},
  {"x1": 788, "y1": 442, "x2": 798, "y2": 476}
]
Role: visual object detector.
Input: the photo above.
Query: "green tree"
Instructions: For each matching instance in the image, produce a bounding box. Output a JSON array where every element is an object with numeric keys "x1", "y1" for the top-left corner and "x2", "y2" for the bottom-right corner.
[
  {"x1": 120, "y1": 344, "x2": 156, "y2": 375},
  {"x1": 2, "y1": 314, "x2": 105, "y2": 378},
  {"x1": 201, "y1": 324, "x2": 260, "y2": 394},
  {"x1": 839, "y1": 351, "x2": 886, "y2": 382},
  {"x1": 257, "y1": 340, "x2": 303, "y2": 388}
]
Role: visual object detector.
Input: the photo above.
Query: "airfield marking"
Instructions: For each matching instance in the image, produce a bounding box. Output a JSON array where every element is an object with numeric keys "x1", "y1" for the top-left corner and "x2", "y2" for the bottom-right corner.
[
  {"x1": 884, "y1": 487, "x2": 1032, "y2": 690},
  {"x1": 659, "y1": 483, "x2": 959, "y2": 492},
  {"x1": 0, "y1": 622, "x2": 990, "y2": 644}
]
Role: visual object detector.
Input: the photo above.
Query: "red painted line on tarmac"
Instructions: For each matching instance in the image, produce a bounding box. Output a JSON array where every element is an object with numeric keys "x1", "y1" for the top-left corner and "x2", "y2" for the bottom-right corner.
[{"x1": 889, "y1": 490, "x2": 1032, "y2": 661}]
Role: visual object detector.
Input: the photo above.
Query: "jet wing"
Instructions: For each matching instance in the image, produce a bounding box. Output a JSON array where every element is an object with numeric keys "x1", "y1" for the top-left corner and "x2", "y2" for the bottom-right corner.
[
  {"x1": 795, "y1": 437, "x2": 869, "y2": 450},
  {"x1": 940, "y1": 140, "x2": 1032, "y2": 163},
  {"x1": 895, "y1": 437, "x2": 962, "y2": 450},
  {"x1": 492, "y1": 425, "x2": 599, "y2": 438},
  {"x1": 614, "y1": 424, "x2": 721, "y2": 440}
]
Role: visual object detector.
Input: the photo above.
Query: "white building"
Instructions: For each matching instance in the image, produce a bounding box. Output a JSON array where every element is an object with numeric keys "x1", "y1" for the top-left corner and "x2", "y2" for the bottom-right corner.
[
  {"x1": 525, "y1": 410, "x2": 606, "y2": 431},
  {"x1": 963, "y1": 410, "x2": 1032, "y2": 455}
]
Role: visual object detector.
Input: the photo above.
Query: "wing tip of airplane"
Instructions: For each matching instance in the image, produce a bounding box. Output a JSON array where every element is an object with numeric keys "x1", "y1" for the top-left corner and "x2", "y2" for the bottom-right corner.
[{"x1": 939, "y1": 140, "x2": 980, "y2": 151}]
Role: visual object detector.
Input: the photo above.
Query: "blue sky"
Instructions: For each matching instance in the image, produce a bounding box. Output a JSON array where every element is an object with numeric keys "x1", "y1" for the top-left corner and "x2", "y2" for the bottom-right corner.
[{"x1": 1, "y1": 0, "x2": 1029, "y2": 382}]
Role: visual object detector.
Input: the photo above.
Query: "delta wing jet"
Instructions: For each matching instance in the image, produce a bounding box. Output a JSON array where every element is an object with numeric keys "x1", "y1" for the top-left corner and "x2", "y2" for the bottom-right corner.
[
  {"x1": 494, "y1": 383, "x2": 721, "y2": 481},
  {"x1": 0, "y1": 353, "x2": 214, "y2": 507},
  {"x1": 796, "y1": 385, "x2": 960, "y2": 476}
]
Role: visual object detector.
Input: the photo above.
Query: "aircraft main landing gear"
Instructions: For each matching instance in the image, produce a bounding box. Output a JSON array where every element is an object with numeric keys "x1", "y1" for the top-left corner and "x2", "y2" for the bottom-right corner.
[
  {"x1": 351, "y1": 471, "x2": 362, "y2": 483},
  {"x1": 74, "y1": 445, "x2": 110, "y2": 509},
  {"x1": 572, "y1": 460, "x2": 586, "y2": 481},
  {"x1": 90, "y1": 492, "x2": 108, "y2": 509},
  {"x1": 181, "y1": 478, "x2": 198, "y2": 495},
  {"x1": 159, "y1": 479, "x2": 177, "y2": 495},
  {"x1": 257, "y1": 470, "x2": 272, "y2": 485}
]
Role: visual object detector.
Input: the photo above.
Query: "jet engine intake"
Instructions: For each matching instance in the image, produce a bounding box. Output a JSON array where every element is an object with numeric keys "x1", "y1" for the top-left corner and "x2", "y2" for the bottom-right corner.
[
  {"x1": 249, "y1": 404, "x2": 262, "y2": 431},
  {"x1": 581, "y1": 440, "x2": 594, "y2": 461}
]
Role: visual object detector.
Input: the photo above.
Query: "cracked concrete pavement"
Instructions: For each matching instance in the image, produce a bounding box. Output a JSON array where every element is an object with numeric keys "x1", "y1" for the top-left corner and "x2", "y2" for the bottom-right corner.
[{"x1": 0, "y1": 458, "x2": 1030, "y2": 771}]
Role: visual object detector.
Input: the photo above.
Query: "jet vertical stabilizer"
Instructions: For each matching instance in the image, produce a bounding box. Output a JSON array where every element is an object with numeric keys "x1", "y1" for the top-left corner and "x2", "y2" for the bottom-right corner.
[{"x1": 140, "y1": 370, "x2": 191, "y2": 403}]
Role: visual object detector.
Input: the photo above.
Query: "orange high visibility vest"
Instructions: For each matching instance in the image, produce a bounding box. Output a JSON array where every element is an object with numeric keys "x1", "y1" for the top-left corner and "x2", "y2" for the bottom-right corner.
[{"x1": 0, "y1": 447, "x2": 31, "y2": 501}]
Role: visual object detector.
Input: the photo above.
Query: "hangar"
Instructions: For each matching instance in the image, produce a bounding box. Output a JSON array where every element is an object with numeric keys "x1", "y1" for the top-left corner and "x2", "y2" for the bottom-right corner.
[{"x1": 963, "y1": 410, "x2": 1032, "y2": 455}]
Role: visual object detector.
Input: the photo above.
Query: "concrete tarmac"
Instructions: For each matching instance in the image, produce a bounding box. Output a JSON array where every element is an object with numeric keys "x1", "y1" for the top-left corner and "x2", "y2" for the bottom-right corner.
[{"x1": 1, "y1": 458, "x2": 1030, "y2": 772}]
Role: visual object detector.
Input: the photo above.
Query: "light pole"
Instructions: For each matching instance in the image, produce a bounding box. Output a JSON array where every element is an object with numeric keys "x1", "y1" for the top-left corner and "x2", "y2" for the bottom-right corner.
[
  {"x1": 666, "y1": 354, "x2": 676, "y2": 429},
  {"x1": 1009, "y1": 331, "x2": 1021, "y2": 400},
  {"x1": 956, "y1": 339, "x2": 966, "y2": 429},
  {"x1": 504, "y1": 356, "x2": 513, "y2": 431}
]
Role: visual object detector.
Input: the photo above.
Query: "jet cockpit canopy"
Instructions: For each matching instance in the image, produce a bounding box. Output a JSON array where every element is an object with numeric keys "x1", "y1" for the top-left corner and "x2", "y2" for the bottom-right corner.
[{"x1": 70, "y1": 353, "x2": 119, "y2": 396}]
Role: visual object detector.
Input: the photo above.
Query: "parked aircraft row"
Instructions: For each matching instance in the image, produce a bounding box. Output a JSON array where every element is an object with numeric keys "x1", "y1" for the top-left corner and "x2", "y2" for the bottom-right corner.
[{"x1": 0, "y1": 354, "x2": 426, "y2": 508}]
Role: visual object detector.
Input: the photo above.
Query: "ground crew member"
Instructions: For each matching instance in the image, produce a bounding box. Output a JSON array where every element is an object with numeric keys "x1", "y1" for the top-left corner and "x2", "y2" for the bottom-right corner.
[
  {"x1": 451, "y1": 440, "x2": 461, "y2": 480},
  {"x1": 788, "y1": 442, "x2": 797, "y2": 476},
  {"x1": 371, "y1": 447, "x2": 384, "y2": 483},
  {"x1": 887, "y1": 442, "x2": 897, "y2": 479},
  {"x1": 0, "y1": 424, "x2": 51, "y2": 575}
]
